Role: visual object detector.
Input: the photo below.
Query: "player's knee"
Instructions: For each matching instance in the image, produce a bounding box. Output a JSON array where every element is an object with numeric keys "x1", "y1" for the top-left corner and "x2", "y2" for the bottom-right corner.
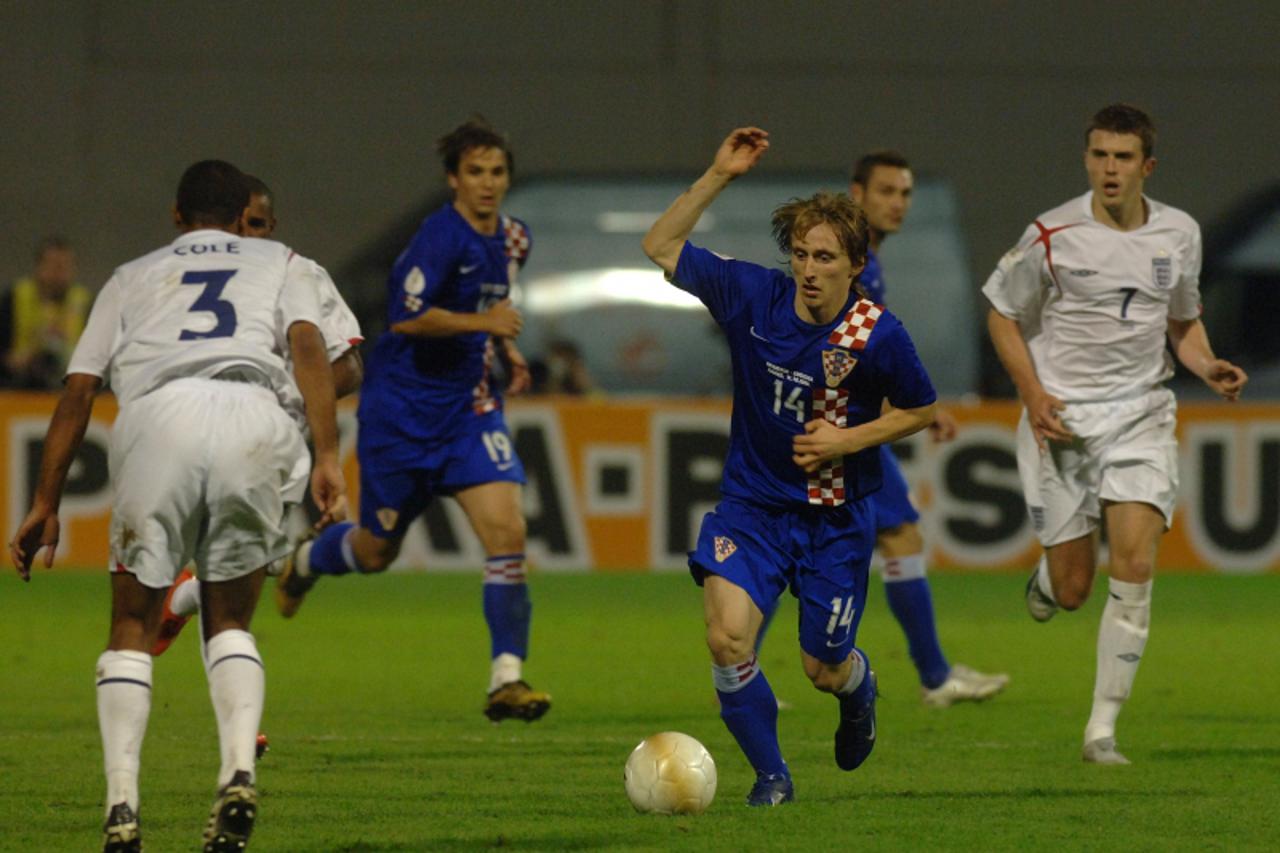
[
  {"x1": 705, "y1": 623, "x2": 752, "y2": 666},
  {"x1": 802, "y1": 659, "x2": 844, "y2": 693},
  {"x1": 1056, "y1": 574, "x2": 1094, "y2": 610},
  {"x1": 353, "y1": 534, "x2": 399, "y2": 573}
]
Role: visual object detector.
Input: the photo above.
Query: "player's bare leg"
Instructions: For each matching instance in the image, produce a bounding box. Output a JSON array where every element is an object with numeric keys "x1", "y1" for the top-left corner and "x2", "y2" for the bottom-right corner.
[
  {"x1": 878, "y1": 522, "x2": 1008, "y2": 706},
  {"x1": 200, "y1": 567, "x2": 268, "y2": 851},
  {"x1": 456, "y1": 482, "x2": 549, "y2": 721},
  {"x1": 1026, "y1": 533, "x2": 1098, "y2": 621},
  {"x1": 704, "y1": 575, "x2": 791, "y2": 804},
  {"x1": 1083, "y1": 501, "x2": 1162, "y2": 765},
  {"x1": 99, "y1": 573, "x2": 167, "y2": 852}
]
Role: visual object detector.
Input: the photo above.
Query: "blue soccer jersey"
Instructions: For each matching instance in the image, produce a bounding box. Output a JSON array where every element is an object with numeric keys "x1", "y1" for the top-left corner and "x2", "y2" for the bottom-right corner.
[
  {"x1": 858, "y1": 247, "x2": 886, "y2": 304},
  {"x1": 672, "y1": 243, "x2": 936, "y2": 509},
  {"x1": 358, "y1": 204, "x2": 531, "y2": 459}
]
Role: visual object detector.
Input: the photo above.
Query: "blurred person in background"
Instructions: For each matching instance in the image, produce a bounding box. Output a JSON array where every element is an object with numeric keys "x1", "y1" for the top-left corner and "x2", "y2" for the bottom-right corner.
[
  {"x1": 0, "y1": 236, "x2": 92, "y2": 389},
  {"x1": 848, "y1": 150, "x2": 1009, "y2": 707},
  {"x1": 530, "y1": 338, "x2": 596, "y2": 395}
]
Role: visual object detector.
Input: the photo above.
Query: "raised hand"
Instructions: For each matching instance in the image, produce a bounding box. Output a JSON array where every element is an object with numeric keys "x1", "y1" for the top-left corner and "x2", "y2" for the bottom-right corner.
[
  {"x1": 484, "y1": 298, "x2": 523, "y2": 338},
  {"x1": 712, "y1": 127, "x2": 770, "y2": 180}
]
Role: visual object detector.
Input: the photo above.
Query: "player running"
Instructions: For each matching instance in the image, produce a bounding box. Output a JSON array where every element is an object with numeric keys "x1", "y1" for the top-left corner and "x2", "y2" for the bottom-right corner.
[
  {"x1": 274, "y1": 117, "x2": 551, "y2": 723},
  {"x1": 848, "y1": 150, "x2": 1009, "y2": 706},
  {"x1": 10, "y1": 160, "x2": 345, "y2": 852},
  {"x1": 643, "y1": 128, "x2": 937, "y2": 806},
  {"x1": 151, "y1": 174, "x2": 364, "y2": 660},
  {"x1": 985, "y1": 103, "x2": 1246, "y2": 764}
]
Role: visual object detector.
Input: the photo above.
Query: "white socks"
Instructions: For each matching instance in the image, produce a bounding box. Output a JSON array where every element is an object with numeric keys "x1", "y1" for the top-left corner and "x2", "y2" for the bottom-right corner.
[
  {"x1": 837, "y1": 649, "x2": 869, "y2": 696},
  {"x1": 205, "y1": 630, "x2": 265, "y2": 786},
  {"x1": 1085, "y1": 577, "x2": 1152, "y2": 744},
  {"x1": 96, "y1": 650, "x2": 153, "y2": 814},
  {"x1": 711, "y1": 654, "x2": 760, "y2": 693},
  {"x1": 490, "y1": 652, "x2": 523, "y2": 693},
  {"x1": 883, "y1": 554, "x2": 927, "y2": 582}
]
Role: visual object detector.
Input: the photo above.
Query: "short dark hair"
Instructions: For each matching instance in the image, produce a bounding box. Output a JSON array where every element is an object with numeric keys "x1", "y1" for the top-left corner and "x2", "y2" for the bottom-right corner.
[
  {"x1": 436, "y1": 116, "x2": 514, "y2": 176},
  {"x1": 243, "y1": 173, "x2": 272, "y2": 200},
  {"x1": 175, "y1": 160, "x2": 249, "y2": 227},
  {"x1": 771, "y1": 191, "x2": 870, "y2": 272},
  {"x1": 1086, "y1": 103, "x2": 1156, "y2": 159},
  {"x1": 851, "y1": 149, "x2": 911, "y2": 187},
  {"x1": 34, "y1": 235, "x2": 72, "y2": 262}
]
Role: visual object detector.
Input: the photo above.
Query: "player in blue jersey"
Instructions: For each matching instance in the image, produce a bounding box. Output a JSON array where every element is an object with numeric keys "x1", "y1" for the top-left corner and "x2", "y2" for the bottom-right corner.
[
  {"x1": 849, "y1": 151, "x2": 1010, "y2": 706},
  {"x1": 643, "y1": 128, "x2": 938, "y2": 806},
  {"x1": 275, "y1": 118, "x2": 551, "y2": 723}
]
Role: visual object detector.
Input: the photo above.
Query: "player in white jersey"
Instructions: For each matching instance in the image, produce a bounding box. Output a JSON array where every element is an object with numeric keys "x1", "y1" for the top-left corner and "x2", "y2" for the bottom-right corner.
[
  {"x1": 984, "y1": 104, "x2": 1247, "y2": 764},
  {"x1": 8, "y1": 160, "x2": 345, "y2": 852},
  {"x1": 151, "y1": 174, "x2": 364, "y2": 659}
]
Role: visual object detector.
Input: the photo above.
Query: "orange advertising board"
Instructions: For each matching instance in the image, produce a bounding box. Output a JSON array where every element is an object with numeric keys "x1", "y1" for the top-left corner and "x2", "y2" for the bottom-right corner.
[{"x1": 4, "y1": 393, "x2": 1278, "y2": 573}]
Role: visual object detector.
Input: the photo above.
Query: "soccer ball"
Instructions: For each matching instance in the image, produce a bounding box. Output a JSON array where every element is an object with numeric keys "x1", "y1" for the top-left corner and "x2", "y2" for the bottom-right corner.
[{"x1": 624, "y1": 731, "x2": 717, "y2": 815}]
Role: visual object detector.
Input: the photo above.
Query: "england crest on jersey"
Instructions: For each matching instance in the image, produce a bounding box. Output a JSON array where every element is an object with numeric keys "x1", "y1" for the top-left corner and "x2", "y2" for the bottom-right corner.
[
  {"x1": 822, "y1": 348, "x2": 857, "y2": 388},
  {"x1": 1152, "y1": 254, "x2": 1173, "y2": 289}
]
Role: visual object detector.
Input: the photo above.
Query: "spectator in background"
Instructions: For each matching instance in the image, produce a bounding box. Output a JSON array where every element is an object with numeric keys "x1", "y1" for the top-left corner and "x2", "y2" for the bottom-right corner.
[
  {"x1": 0, "y1": 236, "x2": 92, "y2": 389},
  {"x1": 530, "y1": 338, "x2": 596, "y2": 395}
]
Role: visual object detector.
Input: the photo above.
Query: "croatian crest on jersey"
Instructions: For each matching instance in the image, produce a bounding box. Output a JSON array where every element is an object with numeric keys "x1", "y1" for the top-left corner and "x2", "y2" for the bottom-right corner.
[
  {"x1": 1152, "y1": 254, "x2": 1173, "y2": 289},
  {"x1": 822, "y1": 348, "x2": 857, "y2": 387},
  {"x1": 713, "y1": 536, "x2": 737, "y2": 563},
  {"x1": 376, "y1": 508, "x2": 399, "y2": 532}
]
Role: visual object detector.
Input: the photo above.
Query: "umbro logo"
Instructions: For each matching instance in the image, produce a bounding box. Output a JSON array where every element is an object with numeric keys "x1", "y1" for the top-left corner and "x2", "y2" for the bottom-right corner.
[{"x1": 1068, "y1": 268, "x2": 1098, "y2": 277}]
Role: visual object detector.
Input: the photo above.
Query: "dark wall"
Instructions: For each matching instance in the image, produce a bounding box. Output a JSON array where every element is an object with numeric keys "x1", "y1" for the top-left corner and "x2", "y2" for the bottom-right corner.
[{"x1": 5, "y1": 1, "x2": 1278, "y2": 339}]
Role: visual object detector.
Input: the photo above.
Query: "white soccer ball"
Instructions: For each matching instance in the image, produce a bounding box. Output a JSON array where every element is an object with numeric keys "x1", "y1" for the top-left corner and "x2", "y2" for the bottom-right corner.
[{"x1": 624, "y1": 731, "x2": 717, "y2": 815}]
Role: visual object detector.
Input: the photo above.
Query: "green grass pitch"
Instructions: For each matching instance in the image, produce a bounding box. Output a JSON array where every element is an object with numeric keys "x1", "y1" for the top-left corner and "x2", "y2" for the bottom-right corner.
[{"x1": 2, "y1": 570, "x2": 1277, "y2": 850}]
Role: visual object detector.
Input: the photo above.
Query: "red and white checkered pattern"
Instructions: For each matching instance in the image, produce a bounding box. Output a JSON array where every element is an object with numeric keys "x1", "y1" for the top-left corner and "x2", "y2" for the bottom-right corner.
[
  {"x1": 827, "y1": 299, "x2": 882, "y2": 351},
  {"x1": 473, "y1": 338, "x2": 498, "y2": 415},
  {"x1": 502, "y1": 215, "x2": 530, "y2": 265},
  {"x1": 713, "y1": 535, "x2": 737, "y2": 563},
  {"x1": 807, "y1": 387, "x2": 849, "y2": 506}
]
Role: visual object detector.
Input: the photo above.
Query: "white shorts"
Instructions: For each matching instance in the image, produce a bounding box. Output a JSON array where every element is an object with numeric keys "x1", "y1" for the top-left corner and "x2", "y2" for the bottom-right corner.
[
  {"x1": 108, "y1": 377, "x2": 310, "y2": 588},
  {"x1": 1016, "y1": 388, "x2": 1178, "y2": 547}
]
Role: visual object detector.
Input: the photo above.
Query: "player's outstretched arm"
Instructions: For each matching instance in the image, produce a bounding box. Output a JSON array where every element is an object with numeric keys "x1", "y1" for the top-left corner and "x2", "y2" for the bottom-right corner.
[
  {"x1": 642, "y1": 127, "x2": 769, "y2": 275},
  {"x1": 792, "y1": 402, "x2": 936, "y2": 473},
  {"x1": 8, "y1": 373, "x2": 101, "y2": 580},
  {"x1": 1167, "y1": 317, "x2": 1248, "y2": 402},
  {"x1": 289, "y1": 320, "x2": 347, "y2": 528},
  {"x1": 986, "y1": 306, "x2": 1072, "y2": 449}
]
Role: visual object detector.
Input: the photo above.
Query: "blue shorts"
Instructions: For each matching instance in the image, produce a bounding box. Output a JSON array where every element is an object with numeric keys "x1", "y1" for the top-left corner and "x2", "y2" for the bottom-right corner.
[
  {"x1": 870, "y1": 444, "x2": 919, "y2": 531},
  {"x1": 689, "y1": 497, "x2": 875, "y2": 664},
  {"x1": 357, "y1": 408, "x2": 525, "y2": 539}
]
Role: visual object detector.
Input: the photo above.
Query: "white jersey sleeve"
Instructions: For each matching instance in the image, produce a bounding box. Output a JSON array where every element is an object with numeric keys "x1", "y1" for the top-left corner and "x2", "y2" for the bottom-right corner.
[
  {"x1": 66, "y1": 275, "x2": 122, "y2": 380},
  {"x1": 277, "y1": 254, "x2": 325, "y2": 342},
  {"x1": 1169, "y1": 220, "x2": 1202, "y2": 321},
  {"x1": 304, "y1": 258, "x2": 362, "y2": 361},
  {"x1": 983, "y1": 224, "x2": 1050, "y2": 324}
]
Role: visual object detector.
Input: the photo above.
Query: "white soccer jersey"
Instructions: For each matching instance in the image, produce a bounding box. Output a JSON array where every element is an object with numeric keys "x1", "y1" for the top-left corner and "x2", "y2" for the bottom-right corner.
[
  {"x1": 67, "y1": 229, "x2": 323, "y2": 415},
  {"x1": 983, "y1": 192, "x2": 1201, "y2": 402},
  {"x1": 295, "y1": 255, "x2": 362, "y2": 362}
]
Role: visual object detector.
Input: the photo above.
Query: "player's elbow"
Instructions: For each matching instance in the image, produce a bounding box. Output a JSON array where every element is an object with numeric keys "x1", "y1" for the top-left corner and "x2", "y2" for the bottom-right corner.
[
  {"x1": 641, "y1": 233, "x2": 677, "y2": 275},
  {"x1": 907, "y1": 402, "x2": 937, "y2": 435}
]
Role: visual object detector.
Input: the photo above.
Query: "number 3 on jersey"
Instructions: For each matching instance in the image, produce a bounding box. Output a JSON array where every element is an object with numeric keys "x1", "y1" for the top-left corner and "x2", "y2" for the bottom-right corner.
[{"x1": 179, "y1": 269, "x2": 238, "y2": 340}]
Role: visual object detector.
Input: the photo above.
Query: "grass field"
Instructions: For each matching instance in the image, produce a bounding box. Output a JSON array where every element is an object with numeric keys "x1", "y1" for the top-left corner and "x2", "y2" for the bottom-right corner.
[{"x1": 2, "y1": 570, "x2": 1278, "y2": 851}]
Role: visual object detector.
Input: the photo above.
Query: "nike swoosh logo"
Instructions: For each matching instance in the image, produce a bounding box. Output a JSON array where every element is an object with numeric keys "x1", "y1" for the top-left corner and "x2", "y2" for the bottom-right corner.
[
  {"x1": 867, "y1": 717, "x2": 875, "y2": 739},
  {"x1": 459, "y1": 263, "x2": 480, "y2": 275},
  {"x1": 497, "y1": 461, "x2": 516, "y2": 471},
  {"x1": 749, "y1": 325, "x2": 769, "y2": 342}
]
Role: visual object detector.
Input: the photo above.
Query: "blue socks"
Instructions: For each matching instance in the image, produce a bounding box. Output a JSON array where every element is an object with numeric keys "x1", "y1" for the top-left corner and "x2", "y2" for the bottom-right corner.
[
  {"x1": 483, "y1": 554, "x2": 531, "y2": 659},
  {"x1": 307, "y1": 521, "x2": 358, "y2": 575},
  {"x1": 883, "y1": 571, "x2": 950, "y2": 689},
  {"x1": 714, "y1": 656, "x2": 787, "y2": 777}
]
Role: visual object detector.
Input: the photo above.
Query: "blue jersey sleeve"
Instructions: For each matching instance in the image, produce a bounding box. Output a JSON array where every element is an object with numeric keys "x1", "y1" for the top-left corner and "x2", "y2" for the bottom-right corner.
[
  {"x1": 387, "y1": 217, "x2": 462, "y2": 325},
  {"x1": 867, "y1": 319, "x2": 937, "y2": 410},
  {"x1": 670, "y1": 242, "x2": 771, "y2": 325}
]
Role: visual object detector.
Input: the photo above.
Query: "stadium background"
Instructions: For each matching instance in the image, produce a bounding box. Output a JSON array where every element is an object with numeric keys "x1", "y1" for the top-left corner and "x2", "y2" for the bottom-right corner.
[{"x1": 2, "y1": 2, "x2": 1278, "y2": 573}]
